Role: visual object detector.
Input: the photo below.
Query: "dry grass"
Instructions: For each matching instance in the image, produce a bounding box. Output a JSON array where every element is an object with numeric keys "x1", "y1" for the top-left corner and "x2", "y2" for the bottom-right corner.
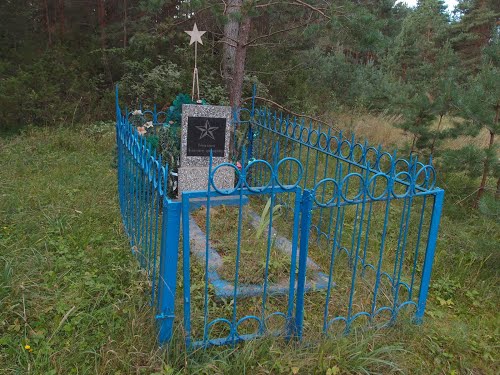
[{"x1": 330, "y1": 112, "x2": 495, "y2": 151}]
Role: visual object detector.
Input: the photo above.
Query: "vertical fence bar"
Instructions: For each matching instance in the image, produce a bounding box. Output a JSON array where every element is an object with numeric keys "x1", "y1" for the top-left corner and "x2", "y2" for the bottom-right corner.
[
  {"x1": 295, "y1": 189, "x2": 313, "y2": 339},
  {"x1": 415, "y1": 189, "x2": 444, "y2": 323},
  {"x1": 156, "y1": 199, "x2": 182, "y2": 345}
]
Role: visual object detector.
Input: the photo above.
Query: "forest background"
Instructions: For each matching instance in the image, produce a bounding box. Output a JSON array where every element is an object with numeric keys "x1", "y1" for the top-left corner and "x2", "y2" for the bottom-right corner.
[{"x1": 1, "y1": 0, "x2": 499, "y2": 205}]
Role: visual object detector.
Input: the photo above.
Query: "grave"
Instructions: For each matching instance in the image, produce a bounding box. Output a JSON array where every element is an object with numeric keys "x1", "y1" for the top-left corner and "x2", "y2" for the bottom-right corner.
[{"x1": 178, "y1": 104, "x2": 234, "y2": 194}]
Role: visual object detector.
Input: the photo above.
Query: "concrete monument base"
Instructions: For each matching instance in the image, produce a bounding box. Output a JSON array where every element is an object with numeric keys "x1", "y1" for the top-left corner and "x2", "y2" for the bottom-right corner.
[{"x1": 178, "y1": 166, "x2": 234, "y2": 194}]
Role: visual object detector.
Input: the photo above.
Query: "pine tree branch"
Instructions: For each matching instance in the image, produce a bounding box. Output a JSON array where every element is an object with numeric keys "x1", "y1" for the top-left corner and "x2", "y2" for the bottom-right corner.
[
  {"x1": 255, "y1": 0, "x2": 330, "y2": 19},
  {"x1": 244, "y1": 22, "x2": 310, "y2": 46},
  {"x1": 293, "y1": 0, "x2": 330, "y2": 20}
]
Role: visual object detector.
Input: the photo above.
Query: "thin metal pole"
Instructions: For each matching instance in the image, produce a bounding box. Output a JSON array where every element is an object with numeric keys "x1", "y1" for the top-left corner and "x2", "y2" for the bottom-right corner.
[{"x1": 415, "y1": 189, "x2": 444, "y2": 323}]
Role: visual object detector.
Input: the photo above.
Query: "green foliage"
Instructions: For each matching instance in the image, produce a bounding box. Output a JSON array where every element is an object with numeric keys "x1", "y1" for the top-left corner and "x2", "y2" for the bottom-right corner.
[
  {"x1": 146, "y1": 134, "x2": 159, "y2": 152},
  {"x1": 120, "y1": 57, "x2": 183, "y2": 105},
  {"x1": 459, "y1": 54, "x2": 500, "y2": 135},
  {"x1": 256, "y1": 198, "x2": 283, "y2": 239},
  {"x1": 441, "y1": 145, "x2": 484, "y2": 178},
  {"x1": 158, "y1": 126, "x2": 180, "y2": 165},
  {"x1": 165, "y1": 93, "x2": 197, "y2": 126},
  {"x1": 0, "y1": 48, "x2": 102, "y2": 131},
  {"x1": 478, "y1": 194, "x2": 500, "y2": 219}
]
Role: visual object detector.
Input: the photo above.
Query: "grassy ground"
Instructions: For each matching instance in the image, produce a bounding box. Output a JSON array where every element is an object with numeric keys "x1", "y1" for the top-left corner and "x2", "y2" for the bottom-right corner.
[
  {"x1": 191, "y1": 204, "x2": 295, "y2": 285},
  {"x1": 0, "y1": 124, "x2": 498, "y2": 374}
]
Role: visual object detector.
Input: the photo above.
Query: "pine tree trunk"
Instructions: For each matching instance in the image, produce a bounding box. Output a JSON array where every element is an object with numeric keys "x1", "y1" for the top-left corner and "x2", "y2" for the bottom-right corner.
[
  {"x1": 222, "y1": 0, "x2": 242, "y2": 93},
  {"x1": 496, "y1": 176, "x2": 500, "y2": 200},
  {"x1": 58, "y1": 0, "x2": 65, "y2": 39},
  {"x1": 44, "y1": 0, "x2": 52, "y2": 46},
  {"x1": 410, "y1": 134, "x2": 417, "y2": 154},
  {"x1": 230, "y1": 15, "x2": 251, "y2": 108},
  {"x1": 475, "y1": 130, "x2": 494, "y2": 205},
  {"x1": 97, "y1": 0, "x2": 106, "y2": 49},
  {"x1": 123, "y1": 0, "x2": 127, "y2": 48},
  {"x1": 228, "y1": 15, "x2": 251, "y2": 160},
  {"x1": 430, "y1": 114, "x2": 444, "y2": 155},
  {"x1": 475, "y1": 102, "x2": 499, "y2": 206}
]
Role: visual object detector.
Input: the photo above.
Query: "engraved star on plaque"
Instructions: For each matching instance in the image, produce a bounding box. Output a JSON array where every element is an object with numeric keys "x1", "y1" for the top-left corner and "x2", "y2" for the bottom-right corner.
[{"x1": 196, "y1": 120, "x2": 218, "y2": 140}]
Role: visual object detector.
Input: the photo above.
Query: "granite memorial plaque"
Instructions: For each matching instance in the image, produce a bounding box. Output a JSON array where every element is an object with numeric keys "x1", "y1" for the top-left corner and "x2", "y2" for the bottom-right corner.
[
  {"x1": 178, "y1": 104, "x2": 234, "y2": 194},
  {"x1": 186, "y1": 117, "x2": 226, "y2": 157}
]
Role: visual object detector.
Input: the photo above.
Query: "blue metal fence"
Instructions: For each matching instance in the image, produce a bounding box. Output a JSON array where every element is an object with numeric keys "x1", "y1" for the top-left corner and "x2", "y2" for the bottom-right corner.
[
  {"x1": 116, "y1": 87, "x2": 181, "y2": 344},
  {"x1": 115, "y1": 85, "x2": 444, "y2": 348}
]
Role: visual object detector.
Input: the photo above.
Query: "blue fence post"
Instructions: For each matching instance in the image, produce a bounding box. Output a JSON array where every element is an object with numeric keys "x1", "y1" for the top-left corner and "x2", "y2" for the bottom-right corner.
[
  {"x1": 156, "y1": 199, "x2": 182, "y2": 345},
  {"x1": 415, "y1": 189, "x2": 444, "y2": 323},
  {"x1": 295, "y1": 189, "x2": 313, "y2": 339},
  {"x1": 247, "y1": 84, "x2": 257, "y2": 162}
]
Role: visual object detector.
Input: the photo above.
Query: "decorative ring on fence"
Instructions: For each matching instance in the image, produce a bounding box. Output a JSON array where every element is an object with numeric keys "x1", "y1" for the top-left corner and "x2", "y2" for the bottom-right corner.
[
  {"x1": 152, "y1": 160, "x2": 159, "y2": 189},
  {"x1": 147, "y1": 156, "x2": 154, "y2": 181},
  {"x1": 313, "y1": 178, "x2": 340, "y2": 207},
  {"x1": 235, "y1": 316, "x2": 263, "y2": 339},
  {"x1": 244, "y1": 159, "x2": 274, "y2": 192},
  {"x1": 397, "y1": 281, "x2": 411, "y2": 295},
  {"x1": 325, "y1": 316, "x2": 348, "y2": 334},
  {"x1": 143, "y1": 110, "x2": 154, "y2": 122},
  {"x1": 291, "y1": 123, "x2": 299, "y2": 140},
  {"x1": 380, "y1": 271, "x2": 393, "y2": 284},
  {"x1": 367, "y1": 173, "x2": 389, "y2": 200},
  {"x1": 395, "y1": 300, "x2": 417, "y2": 314},
  {"x1": 133, "y1": 142, "x2": 140, "y2": 161},
  {"x1": 365, "y1": 146, "x2": 379, "y2": 166},
  {"x1": 341, "y1": 173, "x2": 365, "y2": 203},
  {"x1": 142, "y1": 146, "x2": 149, "y2": 170},
  {"x1": 309, "y1": 224, "x2": 320, "y2": 238},
  {"x1": 415, "y1": 164, "x2": 436, "y2": 190},
  {"x1": 328, "y1": 136, "x2": 339, "y2": 155},
  {"x1": 285, "y1": 121, "x2": 293, "y2": 137},
  {"x1": 308, "y1": 128, "x2": 320, "y2": 147},
  {"x1": 362, "y1": 263, "x2": 376, "y2": 272},
  {"x1": 393, "y1": 171, "x2": 412, "y2": 198},
  {"x1": 394, "y1": 158, "x2": 410, "y2": 174},
  {"x1": 275, "y1": 157, "x2": 303, "y2": 190},
  {"x1": 156, "y1": 111, "x2": 168, "y2": 124},
  {"x1": 206, "y1": 318, "x2": 232, "y2": 346},
  {"x1": 126, "y1": 131, "x2": 131, "y2": 148},
  {"x1": 264, "y1": 312, "x2": 288, "y2": 334},
  {"x1": 352, "y1": 143, "x2": 365, "y2": 163},
  {"x1": 350, "y1": 311, "x2": 371, "y2": 325},
  {"x1": 372, "y1": 306, "x2": 394, "y2": 328},
  {"x1": 300, "y1": 126, "x2": 309, "y2": 143},
  {"x1": 376, "y1": 152, "x2": 393, "y2": 174},
  {"x1": 278, "y1": 117, "x2": 286, "y2": 134},
  {"x1": 138, "y1": 144, "x2": 144, "y2": 167},
  {"x1": 318, "y1": 132, "x2": 328, "y2": 150},
  {"x1": 210, "y1": 162, "x2": 241, "y2": 195},
  {"x1": 339, "y1": 139, "x2": 352, "y2": 158},
  {"x1": 338, "y1": 246, "x2": 350, "y2": 257},
  {"x1": 318, "y1": 232, "x2": 329, "y2": 244}
]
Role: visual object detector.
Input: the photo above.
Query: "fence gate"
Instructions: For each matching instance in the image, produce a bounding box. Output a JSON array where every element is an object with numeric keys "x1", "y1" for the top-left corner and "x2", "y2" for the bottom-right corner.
[{"x1": 180, "y1": 154, "x2": 321, "y2": 348}]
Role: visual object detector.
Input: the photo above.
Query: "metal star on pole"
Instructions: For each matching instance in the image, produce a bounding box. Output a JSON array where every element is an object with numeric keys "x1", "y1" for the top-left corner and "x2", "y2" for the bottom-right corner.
[
  {"x1": 185, "y1": 23, "x2": 206, "y2": 45},
  {"x1": 185, "y1": 23, "x2": 206, "y2": 101}
]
